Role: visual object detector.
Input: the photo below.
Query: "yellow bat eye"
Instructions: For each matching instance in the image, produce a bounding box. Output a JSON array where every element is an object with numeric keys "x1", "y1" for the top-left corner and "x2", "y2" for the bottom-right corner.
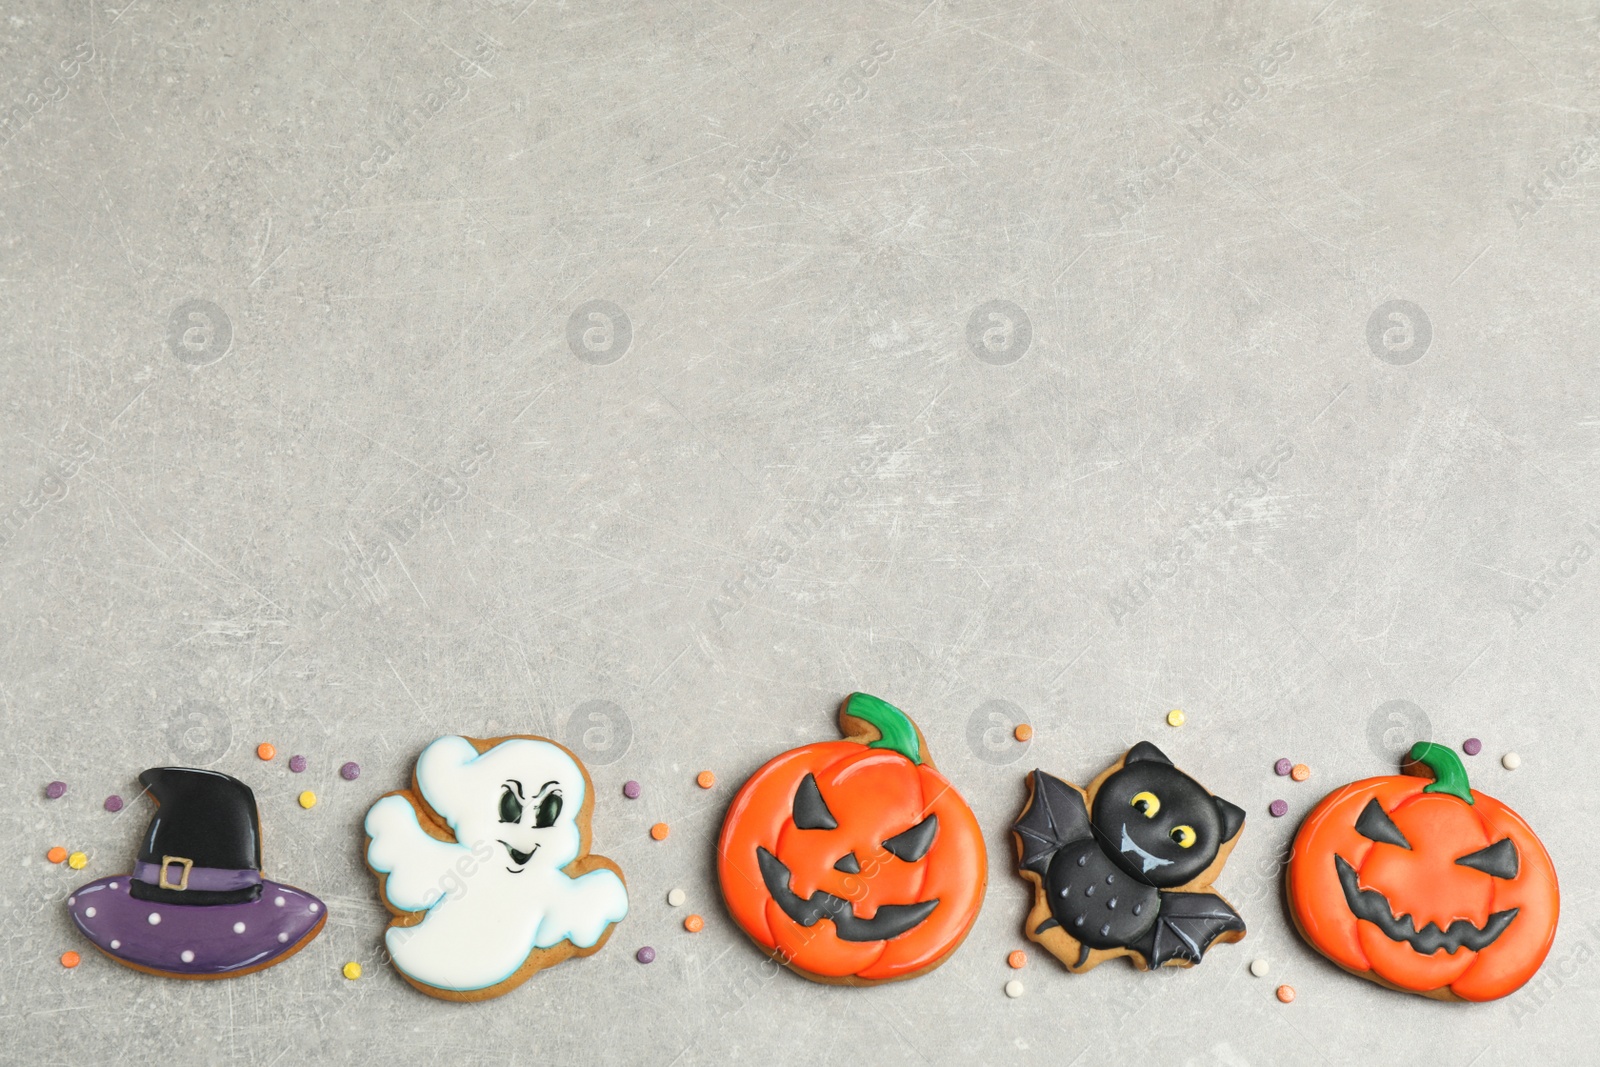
[
  {"x1": 1130, "y1": 791, "x2": 1160, "y2": 818},
  {"x1": 1170, "y1": 825, "x2": 1196, "y2": 848}
]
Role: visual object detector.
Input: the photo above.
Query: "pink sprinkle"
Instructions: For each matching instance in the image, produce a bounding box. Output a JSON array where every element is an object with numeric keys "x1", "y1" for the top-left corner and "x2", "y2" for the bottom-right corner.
[
  {"x1": 104, "y1": 795, "x2": 124, "y2": 813},
  {"x1": 623, "y1": 780, "x2": 641, "y2": 799},
  {"x1": 1269, "y1": 799, "x2": 1289, "y2": 818},
  {"x1": 1462, "y1": 738, "x2": 1482, "y2": 756},
  {"x1": 288, "y1": 755, "x2": 308, "y2": 773},
  {"x1": 340, "y1": 762, "x2": 361, "y2": 781},
  {"x1": 45, "y1": 781, "x2": 67, "y2": 799},
  {"x1": 636, "y1": 946, "x2": 656, "y2": 964},
  {"x1": 1274, "y1": 759, "x2": 1292, "y2": 776}
]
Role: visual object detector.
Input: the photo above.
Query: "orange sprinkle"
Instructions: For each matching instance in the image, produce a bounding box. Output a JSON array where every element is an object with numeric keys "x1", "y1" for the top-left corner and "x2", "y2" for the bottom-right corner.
[
  {"x1": 696, "y1": 771, "x2": 715, "y2": 789},
  {"x1": 1276, "y1": 984, "x2": 1296, "y2": 1003},
  {"x1": 1290, "y1": 763, "x2": 1311, "y2": 782},
  {"x1": 47, "y1": 846, "x2": 68, "y2": 864},
  {"x1": 650, "y1": 823, "x2": 670, "y2": 841},
  {"x1": 1007, "y1": 950, "x2": 1028, "y2": 969},
  {"x1": 684, "y1": 914, "x2": 705, "y2": 933},
  {"x1": 60, "y1": 951, "x2": 81, "y2": 969},
  {"x1": 1014, "y1": 724, "x2": 1033, "y2": 743},
  {"x1": 257, "y1": 743, "x2": 276, "y2": 761}
]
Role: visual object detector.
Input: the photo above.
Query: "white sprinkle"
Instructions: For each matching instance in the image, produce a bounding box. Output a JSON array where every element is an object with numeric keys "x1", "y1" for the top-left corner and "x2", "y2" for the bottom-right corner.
[
  {"x1": 1503, "y1": 752, "x2": 1522, "y2": 770},
  {"x1": 1004, "y1": 979, "x2": 1025, "y2": 998},
  {"x1": 85, "y1": 907, "x2": 96, "y2": 918},
  {"x1": 233, "y1": 922, "x2": 246, "y2": 934},
  {"x1": 278, "y1": 932, "x2": 289, "y2": 943},
  {"x1": 1250, "y1": 959, "x2": 1270, "y2": 977},
  {"x1": 180, "y1": 950, "x2": 194, "y2": 963},
  {"x1": 110, "y1": 940, "x2": 120, "y2": 950},
  {"x1": 148, "y1": 913, "x2": 161, "y2": 925},
  {"x1": 274, "y1": 896, "x2": 285, "y2": 907},
  {"x1": 667, "y1": 888, "x2": 686, "y2": 907}
]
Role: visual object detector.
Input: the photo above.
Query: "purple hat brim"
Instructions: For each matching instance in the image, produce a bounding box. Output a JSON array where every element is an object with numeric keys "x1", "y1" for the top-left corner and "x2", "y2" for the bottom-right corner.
[{"x1": 68, "y1": 875, "x2": 326, "y2": 978}]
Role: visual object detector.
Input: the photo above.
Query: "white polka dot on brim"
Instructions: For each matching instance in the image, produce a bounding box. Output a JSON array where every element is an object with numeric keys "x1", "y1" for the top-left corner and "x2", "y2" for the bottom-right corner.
[
  {"x1": 110, "y1": 940, "x2": 120, "y2": 950},
  {"x1": 277, "y1": 932, "x2": 289, "y2": 943},
  {"x1": 110, "y1": 882, "x2": 118, "y2": 890},
  {"x1": 148, "y1": 913, "x2": 161, "y2": 925},
  {"x1": 234, "y1": 922, "x2": 246, "y2": 933},
  {"x1": 181, "y1": 950, "x2": 194, "y2": 963},
  {"x1": 274, "y1": 896, "x2": 285, "y2": 907},
  {"x1": 309, "y1": 903, "x2": 319, "y2": 913},
  {"x1": 85, "y1": 907, "x2": 96, "y2": 918},
  {"x1": 68, "y1": 897, "x2": 76, "y2": 906}
]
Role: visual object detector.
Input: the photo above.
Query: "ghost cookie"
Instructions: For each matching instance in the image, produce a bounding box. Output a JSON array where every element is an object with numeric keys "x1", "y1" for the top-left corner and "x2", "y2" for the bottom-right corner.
[
  {"x1": 716, "y1": 693, "x2": 987, "y2": 985},
  {"x1": 1012, "y1": 742, "x2": 1246, "y2": 973},
  {"x1": 364, "y1": 735, "x2": 628, "y2": 1000}
]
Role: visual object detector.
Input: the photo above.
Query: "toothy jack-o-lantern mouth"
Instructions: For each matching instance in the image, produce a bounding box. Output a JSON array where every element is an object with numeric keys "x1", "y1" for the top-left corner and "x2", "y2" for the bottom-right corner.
[
  {"x1": 716, "y1": 694, "x2": 987, "y2": 985},
  {"x1": 1288, "y1": 742, "x2": 1559, "y2": 1002}
]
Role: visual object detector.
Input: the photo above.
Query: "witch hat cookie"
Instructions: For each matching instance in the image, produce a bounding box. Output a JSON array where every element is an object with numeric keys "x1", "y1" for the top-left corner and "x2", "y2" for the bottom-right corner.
[{"x1": 66, "y1": 767, "x2": 327, "y2": 979}]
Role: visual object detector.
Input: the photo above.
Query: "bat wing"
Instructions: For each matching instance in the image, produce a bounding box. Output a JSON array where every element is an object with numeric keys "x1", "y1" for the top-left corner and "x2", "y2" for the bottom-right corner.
[
  {"x1": 1134, "y1": 890, "x2": 1246, "y2": 967},
  {"x1": 1012, "y1": 770, "x2": 1092, "y2": 877}
]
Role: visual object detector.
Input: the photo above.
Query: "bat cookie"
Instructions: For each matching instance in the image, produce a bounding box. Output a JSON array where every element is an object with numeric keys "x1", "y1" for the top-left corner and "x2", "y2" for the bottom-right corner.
[
  {"x1": 1012, "y1": 741, "x2": 1246, "y2": 972},
  {"x1": 364, "y1": 734, "x2": 628, "y2": 1000},
  {"x1": 66, "y1": 767, "x2": 327, "y2": 979},
  {"x1": 716, "y1": 693, "x2": 987, "y2": 985}
]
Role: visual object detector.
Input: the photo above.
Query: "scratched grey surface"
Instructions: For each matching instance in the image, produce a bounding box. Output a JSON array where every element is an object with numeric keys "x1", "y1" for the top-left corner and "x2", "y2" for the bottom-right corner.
[{"x1": 2, "y1": 1, "x2": 1597, "y2": 1064}]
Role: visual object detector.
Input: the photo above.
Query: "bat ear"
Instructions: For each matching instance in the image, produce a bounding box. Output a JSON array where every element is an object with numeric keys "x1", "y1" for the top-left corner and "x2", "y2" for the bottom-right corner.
[
  {"x1": 1125, "y1": 741, "x2": 1172, "y2": 766},
  {"x1": 1213, "y1": 795, "x2": 1246, "y2": 843}
]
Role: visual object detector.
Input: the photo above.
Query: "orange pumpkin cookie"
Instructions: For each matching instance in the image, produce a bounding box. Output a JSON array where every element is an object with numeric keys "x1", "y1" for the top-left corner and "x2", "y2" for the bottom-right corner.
[
  {"x1": 715, "y1": 693, "x2": 987, "y2": 985},
  {"x1": 1286, "y1": 742, "x2": 1559, "y2": 1001}
]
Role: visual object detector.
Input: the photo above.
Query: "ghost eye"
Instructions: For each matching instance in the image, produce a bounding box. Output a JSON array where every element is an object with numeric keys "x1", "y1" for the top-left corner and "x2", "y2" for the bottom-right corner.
[
  {"x1": 1169, "y1": 825, "x2": 1196, "y2": 848},
  {"x1": 499, "y1": 785, "x2": 523, "y2": 824},
  {"x1": 882, "y1": 814, "x2": 938, "y2": 862},
  {"x1": 1130, "y1": 791, "x2": 1161, "y2": 818},
  {"x1": 534, "y1": 790, "x2": 563, "y2": 829}
]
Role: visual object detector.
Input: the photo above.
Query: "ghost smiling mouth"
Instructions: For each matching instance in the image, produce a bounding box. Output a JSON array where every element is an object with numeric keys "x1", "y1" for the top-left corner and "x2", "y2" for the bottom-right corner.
[
  {"x1": 756, "y1": 848, "x2": 938, "y2": 942},
  {"x1": 501, "y1": 841, "x2": 539, "y2": 871}
]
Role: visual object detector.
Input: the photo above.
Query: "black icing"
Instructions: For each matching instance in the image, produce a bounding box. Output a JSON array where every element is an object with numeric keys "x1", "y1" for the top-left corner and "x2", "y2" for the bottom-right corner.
[
  {"x1": 833, "y1": 851, "x2": 861, "y2": 875},
  {"x1": 1455, "y1": 838, "x2": 1519, "y2": 880},
  {"x1": 756, "y1": 847, "x2": 938, "y2": 941},
  {"x1": 792, "y1": 773, "x2": 838, "y2": 830},
  {"x1": 882, "y1": 814, "x2": 938, "y2": 862},
  {"x1": 130, "y1": 767, "x2": 265, "y2": 906},
  {"x1": 1335, "y1": 855, "x2": 1518, "y2": 954},
  {"x1": 1354, "y1": 798, "x2": 1412, "y2": 850}
]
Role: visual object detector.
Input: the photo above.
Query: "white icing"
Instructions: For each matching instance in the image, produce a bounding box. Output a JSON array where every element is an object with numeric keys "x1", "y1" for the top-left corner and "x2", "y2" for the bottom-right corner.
[
  {"x1": 278, "y1": 932, "x2": 289, "y2": 943},
  {"x1": 234, "y1": 922, "x2": 246, "y2": 933},
  {"x1": 181, "y1": 950, "x2": 194, "y2": 963},
  {"x1": 110, "y1": 940, "x2": 120, "y2": 949},
  {"x1": 85, "y1": 907, "x2": 95, "y2": 918},
  {"x1": 147, "y1": 913, "x2": 161, "y2": 925},
  {"x1": 365, "y1": 735, "x2": 628, "y2": 992}
]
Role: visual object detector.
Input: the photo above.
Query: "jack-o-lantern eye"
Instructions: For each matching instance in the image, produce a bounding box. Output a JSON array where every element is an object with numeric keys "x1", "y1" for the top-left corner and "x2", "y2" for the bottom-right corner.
[
  {"x1": 882, "y1": 814, "x2": 939, "y2": 862},
  {"x1": 792, "y1": 773, "x2": 838, "y2": 830},
  {"x1": 1456, "y1": 838, "x2": 1519, "y2": 879},
  {"x1": 534, "y1": 790, "x2": 563, "y2": 829},
  {"x1": 1354, "y1": 798, "x2": 1412, "y2": 849},
  {"x1": 1169, "y1": 824, "x2": 1196, "y2": 848},
  {"x1": 1130, "y1": 791, "x2": 1160, "y2": 818},
  {"x1": 499, "y1": 784, "x2": 523, "y2": 824}
]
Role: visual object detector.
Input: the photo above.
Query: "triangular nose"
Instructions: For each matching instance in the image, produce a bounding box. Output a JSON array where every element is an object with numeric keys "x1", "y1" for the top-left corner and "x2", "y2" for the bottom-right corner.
[{"x1": 833, "y1": 851, "x2": 861, "y2": 875}]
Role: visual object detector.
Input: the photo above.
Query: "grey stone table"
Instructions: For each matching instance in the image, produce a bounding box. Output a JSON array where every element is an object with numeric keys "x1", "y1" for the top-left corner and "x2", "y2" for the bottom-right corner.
[{"x1": 2, "y1": 2, "x2": 1594, "y2": 1064}]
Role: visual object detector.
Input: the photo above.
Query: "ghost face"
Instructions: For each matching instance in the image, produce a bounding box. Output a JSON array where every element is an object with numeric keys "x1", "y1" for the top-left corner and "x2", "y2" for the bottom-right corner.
[{"x1": 415, "y1": 736, "x2": 586, "y2": 877}]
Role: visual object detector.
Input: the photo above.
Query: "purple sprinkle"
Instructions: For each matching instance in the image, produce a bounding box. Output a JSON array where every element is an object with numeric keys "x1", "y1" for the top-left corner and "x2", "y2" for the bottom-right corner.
[
  {"x1": 45, "y1": 781, "x2": 67, "y2": 800},
  {"x1": 623, "y1": 780, "x2": 641, "y2": 799},
  {"x1": 1273, "y1": 759, "x2": 1292, "y2": 777},
  {"x1": 340, "y1": 762, "x2": 361, "y2": 781},
  {"x1": 636, "y1": 946, "x2": 655, "y2": 964},
  {"x1": 289, "y1": 755, "x2": 308, "y2": 773},
  {"x1": 1463, "y1": 738, "x2": 1482, "y2": 756},
  {"x1": 104, "y1": 795, "x2": 124, "y2": 813},
  {"x1": 1269, "y1": 799, "x2": 1289, "y2": 818}
]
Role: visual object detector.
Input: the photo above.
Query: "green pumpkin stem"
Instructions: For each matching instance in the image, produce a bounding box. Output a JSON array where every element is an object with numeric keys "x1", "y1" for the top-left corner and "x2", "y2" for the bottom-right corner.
[
  {"x1": 843, "y1": 693, "x2": 924, "y2": 765},
  {"x1": 1404, "y1": 741, "x2": 1474, "y2": 804}
]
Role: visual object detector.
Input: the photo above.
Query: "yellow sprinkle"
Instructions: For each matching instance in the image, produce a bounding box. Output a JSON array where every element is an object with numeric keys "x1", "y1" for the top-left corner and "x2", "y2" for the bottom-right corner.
[
  {"x1": 1166, "y1": 709, "x2": 1186, "y2": 727},
  {"x1": 67, "y1": 851, "x2": 88, "y2": 870},
  {"x1": 342, "y1": 961, "x2": 362, "y2": 980},
  {"x1": 298, "y1": 791, "x2": 317, "y2": 809}
]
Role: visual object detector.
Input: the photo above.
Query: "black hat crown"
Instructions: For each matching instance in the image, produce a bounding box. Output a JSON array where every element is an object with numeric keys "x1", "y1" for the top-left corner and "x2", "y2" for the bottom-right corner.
[{"x1": 129, "y1": 767, "x2": 264, "y2": 906}]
